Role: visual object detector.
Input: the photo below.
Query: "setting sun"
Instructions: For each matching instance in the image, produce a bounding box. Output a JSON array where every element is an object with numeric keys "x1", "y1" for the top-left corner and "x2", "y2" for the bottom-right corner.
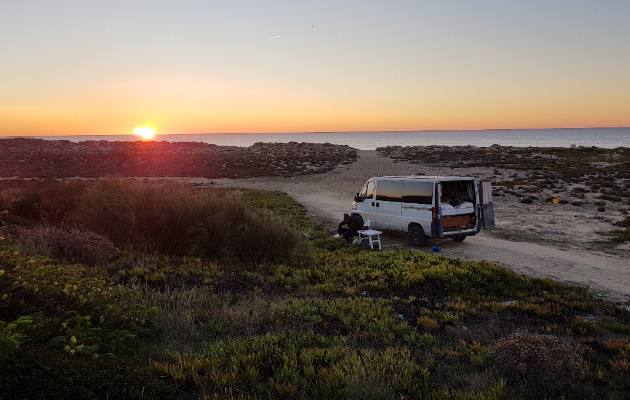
[{"x1": 133, "y1": 126, "x2": 155, "y2": 139}]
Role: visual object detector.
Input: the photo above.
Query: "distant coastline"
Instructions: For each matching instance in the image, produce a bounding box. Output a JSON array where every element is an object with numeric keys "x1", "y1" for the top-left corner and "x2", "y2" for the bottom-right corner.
[{"x1": 2, "y1": 127, "x2": 629, "y2": 150}]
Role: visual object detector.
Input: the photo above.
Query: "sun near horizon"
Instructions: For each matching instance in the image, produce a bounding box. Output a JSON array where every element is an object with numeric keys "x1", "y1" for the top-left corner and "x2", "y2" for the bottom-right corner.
[{"x1": 133, "y1": 126, "x2": 155, "y2": 140}]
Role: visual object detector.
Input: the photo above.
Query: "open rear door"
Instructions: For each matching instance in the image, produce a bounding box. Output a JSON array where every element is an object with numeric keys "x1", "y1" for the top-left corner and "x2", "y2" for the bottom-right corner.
[
  {"x1": 479, "y1": 180, "x2": 495, "y2": 229},
  {"x1": 431, "y1": 183, "x2": 444, "y2": 238}
]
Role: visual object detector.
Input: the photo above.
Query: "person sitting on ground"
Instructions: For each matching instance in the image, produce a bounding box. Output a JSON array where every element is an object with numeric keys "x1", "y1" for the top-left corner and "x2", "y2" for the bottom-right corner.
[{"x1": 337, "y1": 213, "x2": 363, "y2": 242}]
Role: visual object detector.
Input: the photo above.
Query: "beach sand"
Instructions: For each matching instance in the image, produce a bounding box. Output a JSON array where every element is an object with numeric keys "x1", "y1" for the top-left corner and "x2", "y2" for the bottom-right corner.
[{"x1": 199, "y1": 150, "x2": 630, "y2": 304}]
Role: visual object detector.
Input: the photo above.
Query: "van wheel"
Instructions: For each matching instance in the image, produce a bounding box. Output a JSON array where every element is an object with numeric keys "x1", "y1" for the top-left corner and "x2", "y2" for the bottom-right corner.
[
  {"x1": 452, "y1": 235, "x2": 466, "y2": 242},
  {"x1": 410, "y1": 225, "x2": 427, "y2": 247}
]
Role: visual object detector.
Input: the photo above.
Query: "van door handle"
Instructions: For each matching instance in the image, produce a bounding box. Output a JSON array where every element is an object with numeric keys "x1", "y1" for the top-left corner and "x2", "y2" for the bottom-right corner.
[
  {"x1": 372, "y1": 202, "x2": 375, "y2": 206},
  {"x1": 376, "y1": 203, "x2": 379, "y2": 207}
]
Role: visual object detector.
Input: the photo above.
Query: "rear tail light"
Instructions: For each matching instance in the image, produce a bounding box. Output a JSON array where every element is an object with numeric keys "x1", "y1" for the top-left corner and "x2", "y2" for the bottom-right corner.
[{"x1": 432, "y1": 207, "x2": 437, "y2": 222}]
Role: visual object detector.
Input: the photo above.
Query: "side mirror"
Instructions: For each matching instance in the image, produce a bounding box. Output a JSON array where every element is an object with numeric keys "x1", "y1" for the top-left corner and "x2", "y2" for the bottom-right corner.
[{"x1": 354, "y1": 193, "x2": 359, "y2": 202}]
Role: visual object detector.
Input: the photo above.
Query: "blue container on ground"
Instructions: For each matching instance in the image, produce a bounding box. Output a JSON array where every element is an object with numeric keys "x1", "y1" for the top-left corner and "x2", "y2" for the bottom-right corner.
[{"x1": 432, "y1": 245, "x2": 440, "y2": 253}]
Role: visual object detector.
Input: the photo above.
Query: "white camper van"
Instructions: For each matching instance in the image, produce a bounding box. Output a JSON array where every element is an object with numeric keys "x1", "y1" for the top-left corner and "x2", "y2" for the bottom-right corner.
[{"x1": 351, "y1": 176, "x2": 495, "y2": 246}]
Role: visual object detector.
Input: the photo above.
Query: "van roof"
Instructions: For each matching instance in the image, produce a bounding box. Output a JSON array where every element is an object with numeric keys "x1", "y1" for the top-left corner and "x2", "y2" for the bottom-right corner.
[{"x1": 373, "y1": 176, "x2": 475, "y2": 181}]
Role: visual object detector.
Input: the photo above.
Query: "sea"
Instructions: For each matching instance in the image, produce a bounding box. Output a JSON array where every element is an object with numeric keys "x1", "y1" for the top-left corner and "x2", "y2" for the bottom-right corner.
[{"x1": 8, "y1": 127, "x2": 630, "y2": 150}]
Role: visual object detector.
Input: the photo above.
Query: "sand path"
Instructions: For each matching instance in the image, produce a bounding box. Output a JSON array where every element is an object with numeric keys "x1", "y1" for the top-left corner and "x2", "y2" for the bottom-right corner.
[{"x1": 205, "y1": 150, "x2": 629, "y2": 304}]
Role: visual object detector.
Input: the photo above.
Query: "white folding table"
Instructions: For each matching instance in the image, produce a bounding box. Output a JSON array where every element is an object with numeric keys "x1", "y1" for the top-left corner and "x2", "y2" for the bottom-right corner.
[{"x1": 358, "y1": 229, "x2": 382, "y2": 250}]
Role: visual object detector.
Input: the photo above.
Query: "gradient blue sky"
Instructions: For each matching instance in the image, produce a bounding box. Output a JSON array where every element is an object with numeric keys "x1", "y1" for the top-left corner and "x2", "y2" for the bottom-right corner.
[{"x1": 1, "y1": 0, "x2": 629, "y2": 135}]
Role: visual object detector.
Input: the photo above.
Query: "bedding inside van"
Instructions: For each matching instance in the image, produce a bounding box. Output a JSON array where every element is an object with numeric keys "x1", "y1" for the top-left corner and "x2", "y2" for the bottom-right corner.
[
  {"x1": 441, "y1": 201, "x2": 474, "y2": 216},
  {"x1": 440, "y1": 181, "x2": 476, "y2": 225},
  {"x1": 441, "y1": 180, "x2": 475, "y2": 202}
]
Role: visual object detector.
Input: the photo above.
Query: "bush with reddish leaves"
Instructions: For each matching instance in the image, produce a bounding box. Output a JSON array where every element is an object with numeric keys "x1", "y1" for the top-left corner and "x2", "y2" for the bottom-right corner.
[{"x1": 15, "y1": 226, "x2": 118, "y2": 266}]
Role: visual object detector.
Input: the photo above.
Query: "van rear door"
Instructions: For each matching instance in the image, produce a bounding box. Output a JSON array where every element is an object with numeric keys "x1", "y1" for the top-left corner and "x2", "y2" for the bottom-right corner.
[
  {"x1": 479, "y1": 179, "x2": 495, "y2": 229},
  {"x1": 431, "y1": 183, "x2": 444, "y2": 238}
]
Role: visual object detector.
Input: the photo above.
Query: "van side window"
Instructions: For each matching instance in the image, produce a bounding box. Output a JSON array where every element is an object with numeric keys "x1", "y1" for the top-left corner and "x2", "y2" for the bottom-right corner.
[
  {"x1": 402, "y1": 181, "x2": 434, "y2": 205},
  {"x1": 366, "y1": 182, "x2": 375, "y2": 199},
  {"x1": 375, "y1": 181, "x2": 402, "y2": 202}
]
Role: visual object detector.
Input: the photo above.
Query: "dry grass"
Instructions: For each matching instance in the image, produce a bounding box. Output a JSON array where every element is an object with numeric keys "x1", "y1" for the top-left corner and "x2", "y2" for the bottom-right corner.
[
  {"x1": 15, "y1": 226, "x2": 117, "y2": 266},
  {"x1": 4, "y1": 178, "x2": 301, "y2": 260},
  {"x1": 494, "y1": 333, "x2": 586, "y2": 394}
]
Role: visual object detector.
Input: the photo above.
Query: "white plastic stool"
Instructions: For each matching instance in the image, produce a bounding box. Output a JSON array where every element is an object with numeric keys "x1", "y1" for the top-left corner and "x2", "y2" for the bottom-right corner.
[{"x1": 358, "y1": 229, "x2": 382, "y2": 250}]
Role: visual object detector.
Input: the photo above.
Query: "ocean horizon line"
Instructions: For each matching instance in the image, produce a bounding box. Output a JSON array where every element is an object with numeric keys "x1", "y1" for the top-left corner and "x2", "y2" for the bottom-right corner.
[
  {"x1": 2, "y1": 127, "x2": 628, "y2": 150},
  {"x1": 2, "y1": 126, "x2": 630, "y2": 138}
]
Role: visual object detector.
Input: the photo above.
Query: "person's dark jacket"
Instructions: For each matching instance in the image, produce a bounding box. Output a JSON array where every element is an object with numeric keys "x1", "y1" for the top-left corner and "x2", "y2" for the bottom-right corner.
[{"x1": 338, "y1": 215, "x2": 363, "y2": 241}]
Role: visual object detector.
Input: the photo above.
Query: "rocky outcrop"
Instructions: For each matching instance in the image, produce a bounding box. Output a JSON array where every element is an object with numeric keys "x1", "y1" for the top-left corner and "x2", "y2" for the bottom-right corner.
[{"x1": 0, "y1": 139, "x2": 358, "y2": 179}]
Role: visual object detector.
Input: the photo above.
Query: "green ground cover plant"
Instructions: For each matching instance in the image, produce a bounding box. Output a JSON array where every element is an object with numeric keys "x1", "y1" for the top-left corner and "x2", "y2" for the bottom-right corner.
[
  {"x1": 604, "y1": 227, "x2": 630, "y2": 242},
  {"x1": 1, "y1": 180, "x2": 629, "y2": 399}
]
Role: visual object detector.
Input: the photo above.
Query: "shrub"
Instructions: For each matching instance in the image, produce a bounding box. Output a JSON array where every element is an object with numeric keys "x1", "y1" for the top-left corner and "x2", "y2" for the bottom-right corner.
[
  {"x1": 598, "y1": 194, "x2": 622, "y2": 202},
  {"x1": 0, "y1": 347, "x2": 186, "y2": 399},
  {"x1": 604, "y1": 228, "x2": 630, "y2": 243},
  {"x1": 613, "y1": 217, "x2": 630, "y2": 228},
  {"x1": 0, "y1": 316, "x2": 35, "y2": 358},
  {"x1": 16, "y1": 226, "x2": 117, "y2": 266},
  {"x1": 4, "y1": 180, "x2": 92, "y2": 223},
  {"x1": 417, "y1": 317, "x2": 439, "y2": 330},
  {"x1": 494, "y1": 333, "x2": 585, "y2": 394},
  {"x1": 7, "y1": 179, "x2": 301, "y2": 260},
  {"x1": 74, "y1": 180, "x2": 300, "y2": 259}
]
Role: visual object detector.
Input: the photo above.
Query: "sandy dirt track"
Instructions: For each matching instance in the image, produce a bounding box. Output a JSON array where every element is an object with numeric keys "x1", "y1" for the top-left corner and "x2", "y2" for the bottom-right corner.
[{"x1": 201, "y1": 150, "x2": 629, "y2": 304}]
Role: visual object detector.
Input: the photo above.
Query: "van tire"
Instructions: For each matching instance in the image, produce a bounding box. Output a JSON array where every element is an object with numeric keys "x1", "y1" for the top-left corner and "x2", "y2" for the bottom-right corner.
[
  {"x1": 410, "y1": 225, "x2": 427, "y2": 247},
  {"x1": 452, "y1": 235, "x2": 466, "y2": 242}
]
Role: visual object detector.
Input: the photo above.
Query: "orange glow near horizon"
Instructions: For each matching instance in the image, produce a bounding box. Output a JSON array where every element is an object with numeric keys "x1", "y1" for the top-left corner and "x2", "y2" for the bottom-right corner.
[
  {"x1": 1, "y1": 73, "x2": 629, "y2": 136},
  {"x1": 1, "y1": 104, "x2": 629, "y2": 137}
]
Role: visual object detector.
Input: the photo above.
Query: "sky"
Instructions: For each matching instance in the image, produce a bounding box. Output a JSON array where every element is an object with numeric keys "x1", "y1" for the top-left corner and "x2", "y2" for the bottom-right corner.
[{"x1": 1, "y1": 0, "x2": 630, "y2": 136}]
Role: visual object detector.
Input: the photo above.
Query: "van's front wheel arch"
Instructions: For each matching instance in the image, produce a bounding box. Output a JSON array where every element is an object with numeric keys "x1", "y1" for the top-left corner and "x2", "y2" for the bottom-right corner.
[{"x1": 409, "y1": 225, "x2": 428, "y2": 247}]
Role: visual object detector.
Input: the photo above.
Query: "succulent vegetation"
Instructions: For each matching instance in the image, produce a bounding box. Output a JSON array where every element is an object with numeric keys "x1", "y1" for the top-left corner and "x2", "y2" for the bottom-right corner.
[{"x1": 1, "y1": 179, "x2": 629, "y2": 399}]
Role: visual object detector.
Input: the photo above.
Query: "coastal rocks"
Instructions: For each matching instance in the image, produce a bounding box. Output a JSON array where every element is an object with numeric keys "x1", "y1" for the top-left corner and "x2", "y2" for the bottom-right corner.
[{"x1": 0, "y1": 138, "x2": 358, "y2": 180}]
